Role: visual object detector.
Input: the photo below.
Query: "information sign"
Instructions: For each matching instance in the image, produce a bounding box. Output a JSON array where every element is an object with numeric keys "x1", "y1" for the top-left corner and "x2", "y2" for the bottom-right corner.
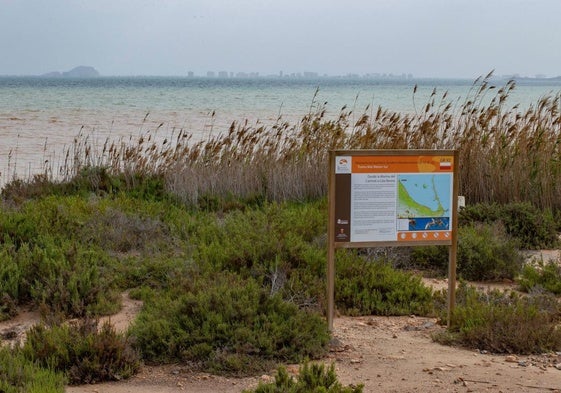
[
  {"x1": 332, "y1": 152, "x2": 455, "y2": 246},
  {"x1": 327, "y1": 150, "x2": 459, "y2": 331}
]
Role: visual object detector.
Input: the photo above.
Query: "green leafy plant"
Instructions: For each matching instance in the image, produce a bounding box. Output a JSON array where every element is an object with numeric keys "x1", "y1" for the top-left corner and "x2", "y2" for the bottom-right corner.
[
  {"x1": 335, "y1": 250, "x2": 434, "y2": 316},
  {"x1": 129, "y1": 272, "x2": 329, "y2": 375},
  {"x1": 434, "y1": 282, "x2": 561, "y2": 353},
  {"x1": 517, "y1": 259, "x2": 561, "y2": 294},
  {"x1": 21, "y1": 319, "x2": 140, "y2": 385},
  {"x1": 0, "y1": 347, "x2": 65, "y2": 393},
  {"x1": 460, "y1": 202, "x2": 558, "y2": 249},
  {"x1": 411, "y1": 222, "x2": 523, "y2": 281},
  {"x1": 244, "y1": 362, "x2": 363, "y2": 393}
]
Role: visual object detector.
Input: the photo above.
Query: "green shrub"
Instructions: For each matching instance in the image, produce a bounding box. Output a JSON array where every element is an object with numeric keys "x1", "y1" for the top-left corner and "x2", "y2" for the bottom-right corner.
[
  {"x1": 405, "y1": 244, "x2": 449, "y2": 275},
  {"x1": 21, "y1": 319, "x2": 140, "y2": 385},
  {"x1": 28, "y1": 240, "x2": 120, "y2": 318},
  {"x1": 434, "y1": 282, "x2": 561, "y2": 353},
  {"x1": 458, "y1": 202, "x2": 502, "y2": 224},
  {"x1": 194, "y1": 202, "x2": 324, "y2": 271},
  {"x1": 517, "y1": 260, "x2": 561, "y2": 294},
  {"x1": 411, "y1": 222, "x2": 523, "y2": 281},
  {"x1": 1, "y1": 167, "x2": 170, "y2": 205},
  {"x1": 0, "y1": 347, "x2": 65, "y2": 393},
  {"x1": 113, "y1": 255, "x2": 192, "y2": 290},
  {"x1": 192, "y1": 201, "x2": 327, "y2": 309},
  {"x1": 1, "y1": 174, "x2": 59, "y2": 205},
  {"x1": 80, "y1": 207, "x2": 171, "y2": 254},
  {"x1": 0, "y1": 242, "x2": 27, "y2": 320},
  {"x1": 0, "y1": 293, "x2": 18, "y2": 321},
  {"x1": 499, "y1": 203, "x2": 558, "y2": 249},
  {"x1": 244, "y1": 362, "x2": 363, "y2": 393},
  {"x1": 129, "y1": 272, "x2": 329, "y2": 375},
  {"x1": 0, "y1": 231, "x2": 120, "y2": 319},
  {"x1": 0, "y1": 208, "x2": 41, "y2": 249},
  {"x1": 460, "y1": 202, "x2": 558, "y2": 249},
  {"x1": 335, "y1": 250, "x2": 434, "y2": 316},
  {"x1": 457, "y1": 223, "x2": 523, "y2": 281}
]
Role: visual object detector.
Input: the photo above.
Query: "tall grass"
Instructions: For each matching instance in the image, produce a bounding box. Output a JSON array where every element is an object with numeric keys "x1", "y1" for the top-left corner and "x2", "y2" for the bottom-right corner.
[{"x1": 9, "y1": 74, "x2": 561, "y2": 210}]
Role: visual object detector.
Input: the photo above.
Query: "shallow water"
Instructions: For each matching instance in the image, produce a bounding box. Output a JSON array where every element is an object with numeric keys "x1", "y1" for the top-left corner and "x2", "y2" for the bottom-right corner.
[{"x1": 1, "y1": 76, "x2": 559, "y2": 186}]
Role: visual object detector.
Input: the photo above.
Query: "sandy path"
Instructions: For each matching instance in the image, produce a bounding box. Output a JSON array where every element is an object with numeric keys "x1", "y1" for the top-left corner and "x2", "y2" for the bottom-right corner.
[
  {"x1": 3, "y1": 290, "x2": 561, "y2": 392},
  {"x1": 66, "y1": 311, "x2": 561, "y2": 393}
]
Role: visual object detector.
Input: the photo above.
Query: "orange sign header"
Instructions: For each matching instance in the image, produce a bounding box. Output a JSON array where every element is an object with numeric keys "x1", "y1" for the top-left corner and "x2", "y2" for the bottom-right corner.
[{"x1": 352, "y1": 155, "x2": 454, "y2": 174}]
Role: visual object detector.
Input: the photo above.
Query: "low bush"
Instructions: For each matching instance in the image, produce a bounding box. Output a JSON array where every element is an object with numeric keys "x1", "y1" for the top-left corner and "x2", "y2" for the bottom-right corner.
[
  {"x1": 1, "y1": 174, "x2": 59, "y2": 205},
  {"x1": 129, "y1": 272, "x2": 329, "y2": 375},
  {"x1": 21, "y1": 319, "x2": 140, "y2": 385},
  {"x1": 192, "y1": 201, "x2": 328, "y2": 310},
  {"x1": 459, "y1": 202, "x2": 558, "y2": 249},
  {"x1": 0, "y1": 293, "x2": 18, "y2": 321},
  {"x1": 1, "y1": 167, "x2": 169, "y2": 203},
  {"x1": 406, "y1": 244, "x2": 449, "y2": 275},
  {"x1": 517, "y1": 260, "x2": 561, "y2": 294},
  {"x1": 0, "y1": 241, "x2": 28, "y2": 320},
  {"x1": 499, "y1": 203, "x2": 558, "y2": 249},
  {"x1": 28, "y1": 240, "x2": 120, "y2": 318},
  {"x1": 0, "y1": 347, "x2": 65, "y2": 393},
  {"x1": 457, "y1": 223, "x2": 523, "y2": 281},
  {"x1": 0, "y1": 237, "x2": 119, "y2": 319},
  {"x1": 410, "y1": 222, "x2": 523, "y2": 281},
  {"x1": 244, "y1": 362, "x2": 363, "y2": 393},
  {"x1": 433, "y1": 282, "x2": 561, "y2": 353},
  {"x1": 335, "y1": 250, "x2": 434, "y2": 316},
  {"x1": 194, "y1": 201, "x2": 325, "y2": 271},
  {"x1": 80, "y1": 207, "x2": 171, "y2": 254}
]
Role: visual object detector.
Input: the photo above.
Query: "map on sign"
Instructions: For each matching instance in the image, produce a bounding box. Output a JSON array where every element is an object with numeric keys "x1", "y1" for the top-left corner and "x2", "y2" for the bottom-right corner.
[{"x1": 397, "y1": 174, "x2": 451, "y2": 231}]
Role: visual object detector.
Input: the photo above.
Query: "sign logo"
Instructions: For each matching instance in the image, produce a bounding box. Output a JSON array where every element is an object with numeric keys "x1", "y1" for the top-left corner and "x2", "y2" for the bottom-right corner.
[{"x1": 335, "y1": 156, "x2": 352, "y2": 174}]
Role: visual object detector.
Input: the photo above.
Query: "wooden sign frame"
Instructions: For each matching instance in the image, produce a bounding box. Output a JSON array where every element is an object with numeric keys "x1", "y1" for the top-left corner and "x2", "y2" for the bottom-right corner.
[{"x1": 327, "y1": 149, "x2": 459, "y2": 330}]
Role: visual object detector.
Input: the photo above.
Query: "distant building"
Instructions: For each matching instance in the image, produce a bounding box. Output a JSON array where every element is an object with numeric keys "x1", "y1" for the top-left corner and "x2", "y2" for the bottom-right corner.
[
  {"x1": 187, "y1": 71, "x2": 194, "y2": 77},
  {"x1": 207, "y1": 71, "x2": 215, "y2": 77},
  {"x1": 218, "y1": 71, "x2": 229, "y2": 78}
]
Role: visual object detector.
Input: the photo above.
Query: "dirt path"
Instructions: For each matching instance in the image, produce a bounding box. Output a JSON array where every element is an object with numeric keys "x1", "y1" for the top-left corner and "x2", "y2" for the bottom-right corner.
[
  {"x1": 3, "y1": 291, "x2": 561, "y2": 392},
  {"x1": 64, "y1": 313, "x2": 561, "y2": 393}
]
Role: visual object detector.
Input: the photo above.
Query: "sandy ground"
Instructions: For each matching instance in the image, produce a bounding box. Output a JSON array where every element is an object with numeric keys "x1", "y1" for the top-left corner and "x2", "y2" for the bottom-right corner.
[{"x1": 2, "y1": 283, "x2": 561, "y2": 393}]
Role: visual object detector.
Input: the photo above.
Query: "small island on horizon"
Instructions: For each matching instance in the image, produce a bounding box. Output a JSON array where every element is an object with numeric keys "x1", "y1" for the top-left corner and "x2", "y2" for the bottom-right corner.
[{"x1": 41, "y1": 66, "x2": 100, "y2": 78}]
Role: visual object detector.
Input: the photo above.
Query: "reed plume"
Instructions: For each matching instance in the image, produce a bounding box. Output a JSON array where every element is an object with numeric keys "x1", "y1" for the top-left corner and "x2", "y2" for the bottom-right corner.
[{"x1": 21, "y1": 74, "x2": 561, "y2": 210}]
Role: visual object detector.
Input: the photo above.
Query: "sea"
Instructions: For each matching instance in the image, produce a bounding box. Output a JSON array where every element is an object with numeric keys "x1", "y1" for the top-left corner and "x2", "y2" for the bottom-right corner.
[{"x1": 1, "y1": 76, "x2": 560, "y2": 186}]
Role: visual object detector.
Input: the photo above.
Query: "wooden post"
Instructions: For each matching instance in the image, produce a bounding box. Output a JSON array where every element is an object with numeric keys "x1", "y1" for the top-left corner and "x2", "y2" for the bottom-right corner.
[
  {"x1": 327, "y1": 152, "x2": 336, "y2": 332},
  {"x1": 447, "y1": 150, "x2": 460, "y2": 328}
]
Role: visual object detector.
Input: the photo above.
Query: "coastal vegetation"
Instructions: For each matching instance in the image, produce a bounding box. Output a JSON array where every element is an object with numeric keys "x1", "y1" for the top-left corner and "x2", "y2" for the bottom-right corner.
[
  {"x1": 243, "y1": 362, "x2": 363, "y2": 393},
  {"x1": 1, "y1": 74, "x2": 561, "y2": 389}
]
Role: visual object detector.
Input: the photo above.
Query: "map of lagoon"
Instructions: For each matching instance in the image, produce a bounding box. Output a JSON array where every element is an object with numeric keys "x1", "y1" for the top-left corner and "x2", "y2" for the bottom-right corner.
[{"x1": 397, "y1": 174, "x2": 451, "y2": 230}]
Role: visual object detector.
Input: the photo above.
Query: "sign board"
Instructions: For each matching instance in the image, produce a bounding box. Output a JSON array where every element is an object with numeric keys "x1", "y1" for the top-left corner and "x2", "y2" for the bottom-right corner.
[
  {"x1": 327, "y1": 149, "x2": 459, "y2": 331},
  {"x1": 332, "y1": 151, "x2": 456, "y2": 247}
]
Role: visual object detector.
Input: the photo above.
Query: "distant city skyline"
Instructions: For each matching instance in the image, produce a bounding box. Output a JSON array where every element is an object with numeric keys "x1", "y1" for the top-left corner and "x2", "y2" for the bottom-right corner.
[
  {"x1": 2, "y1": 0, "x2": 561, "y2": 79},
  {"x1": 15, "y1": 66, "x2": 558, "y2": 81}
]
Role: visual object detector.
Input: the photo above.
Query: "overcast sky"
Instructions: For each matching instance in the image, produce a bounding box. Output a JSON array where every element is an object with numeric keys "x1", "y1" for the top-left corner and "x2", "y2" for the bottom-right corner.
[{"x1": 1, "y1": 0, "x2": 560, "y2": 78}]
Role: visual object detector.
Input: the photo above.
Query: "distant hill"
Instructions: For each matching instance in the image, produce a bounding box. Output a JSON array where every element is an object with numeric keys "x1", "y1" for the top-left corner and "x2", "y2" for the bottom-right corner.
[{"x1": 41, "y1": 66, "x2": 100, "y2": 78}]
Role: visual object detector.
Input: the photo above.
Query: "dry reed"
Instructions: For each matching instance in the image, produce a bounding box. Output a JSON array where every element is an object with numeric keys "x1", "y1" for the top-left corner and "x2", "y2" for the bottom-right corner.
[{"x1": 15, "y1": 75, "x2": 561, "y2": 210}]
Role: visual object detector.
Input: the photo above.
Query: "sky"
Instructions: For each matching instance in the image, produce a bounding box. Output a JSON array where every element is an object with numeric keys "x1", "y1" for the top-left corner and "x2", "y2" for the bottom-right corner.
[{"x1": 1, "y1": 0, "x2": 561, "y2": 79}]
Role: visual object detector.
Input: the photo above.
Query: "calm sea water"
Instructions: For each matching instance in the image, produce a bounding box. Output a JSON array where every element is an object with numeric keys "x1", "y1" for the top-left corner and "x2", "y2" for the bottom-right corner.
[{"x1": 1, "y1": 76, "x2": 560, "y2": 184}]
